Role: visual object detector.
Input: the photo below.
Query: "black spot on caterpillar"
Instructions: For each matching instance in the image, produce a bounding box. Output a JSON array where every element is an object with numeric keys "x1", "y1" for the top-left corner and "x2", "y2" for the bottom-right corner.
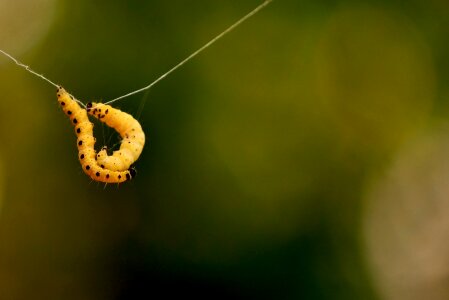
[
  {"x1": 86, "y1": 102, "x2": 145, "y2": 171},
  {"x1": 57, "y1": 87, "x2": 136, "y2": 183}
]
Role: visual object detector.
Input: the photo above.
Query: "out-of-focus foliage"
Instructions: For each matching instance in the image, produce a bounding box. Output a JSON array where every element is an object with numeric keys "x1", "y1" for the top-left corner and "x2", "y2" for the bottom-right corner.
[
  {"x1": 0, "y1": 0, "x2": 448, "y2": 299},
  {"x1": 365, "y1": 127, "x2": 449, "y2": 300}
]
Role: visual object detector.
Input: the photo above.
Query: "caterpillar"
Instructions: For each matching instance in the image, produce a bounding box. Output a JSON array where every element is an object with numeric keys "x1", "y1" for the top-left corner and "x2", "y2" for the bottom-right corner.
[
  {"x1": 86, "y1": 103, "x2": 145, "y2": 171},
  {"x1": 56, "y1": 87, "x2": 136, "y2": 183}
]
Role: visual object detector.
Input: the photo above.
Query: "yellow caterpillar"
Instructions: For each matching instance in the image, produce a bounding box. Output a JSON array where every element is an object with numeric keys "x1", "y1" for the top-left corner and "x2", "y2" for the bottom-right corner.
[
  {"x1": 86, "y1": 103, "x2": 145, "y2": 171},
  {"x1": 56, "y1": 87, "x2": 136, "y2": 183}
]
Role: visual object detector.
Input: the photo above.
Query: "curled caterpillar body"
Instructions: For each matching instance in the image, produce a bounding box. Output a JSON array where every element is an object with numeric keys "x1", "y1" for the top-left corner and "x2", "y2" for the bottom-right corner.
[
  {"x1": 57, "y1": 87, "x2": 136, "y2": 183},
  {"x1": 86, "y1": 102, "x2": 145, "y2": 172}
]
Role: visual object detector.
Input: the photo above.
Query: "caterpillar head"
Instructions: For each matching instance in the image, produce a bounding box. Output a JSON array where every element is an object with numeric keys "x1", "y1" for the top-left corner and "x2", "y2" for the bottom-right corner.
[{"x1": 86, "y1": 102, "x2": 106, "y2": 119}]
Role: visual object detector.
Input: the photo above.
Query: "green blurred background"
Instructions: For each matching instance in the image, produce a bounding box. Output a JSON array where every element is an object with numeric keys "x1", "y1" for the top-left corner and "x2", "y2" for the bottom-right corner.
[{"x1": 1, "y1": 0, "x2": 449, "y2": 299}]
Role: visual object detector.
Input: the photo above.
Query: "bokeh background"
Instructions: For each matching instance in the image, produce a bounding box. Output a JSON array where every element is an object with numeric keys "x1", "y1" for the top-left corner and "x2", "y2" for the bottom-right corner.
[{"x1": 1, "y1": 0, "x2": 448, "y2": 299}]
